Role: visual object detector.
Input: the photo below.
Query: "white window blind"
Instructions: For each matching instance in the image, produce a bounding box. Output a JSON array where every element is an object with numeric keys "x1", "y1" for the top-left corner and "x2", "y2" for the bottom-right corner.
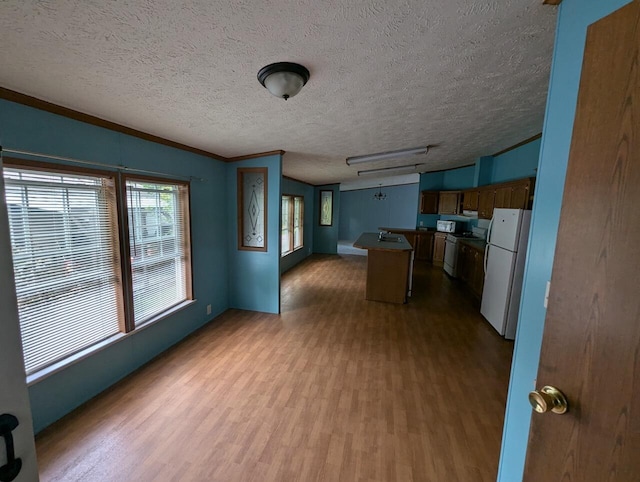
[
  {"x1": 3, "y1": 166, "x2": 123, "y2": 375},
  {"x1": 281, "y1": 196, "x2": 291, "y2": 255},
  {"x1": 293, "y1": 197, "x2": 303, "y2": 249},
  {"x1": 126, "y1": 179, "x2": 191, "y2": 325}
]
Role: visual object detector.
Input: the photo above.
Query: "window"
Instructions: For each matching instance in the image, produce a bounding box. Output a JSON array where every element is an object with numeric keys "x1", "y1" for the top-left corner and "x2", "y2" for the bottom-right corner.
[
  {"x1": 3, "y1": 161, "x2": 193, "y2": 376},
  {"x1": 126, "y1": 179, "x2": 191, "y2": 325},
  {"x1": 281, "y1": 195, "x2": 304, "y2": 256}
]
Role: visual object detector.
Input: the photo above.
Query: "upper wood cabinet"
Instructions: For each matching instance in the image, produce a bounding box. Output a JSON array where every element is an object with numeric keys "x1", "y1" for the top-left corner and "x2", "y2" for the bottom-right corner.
[
  {"x1": 419, "y1": 191, "x2": 439, "y2": 214},
  {"x1": 510, "y1": 178, "x2": 534, "y2": 209},
  {"x1": 438, "y1": 191, "x2": 461, "y2": 215},
  {"x1": 478, "y1": 189, "x2": 496, "y2": 219},
  {"x1": 477, "y1": 177, "x2": 535, "y2": 218},
  {"x1": 494, "y1": 185, "x2": 513, "y2": 209},
  {"x1": 463, "y1": 190, "x2": 479, "y2": 211}
]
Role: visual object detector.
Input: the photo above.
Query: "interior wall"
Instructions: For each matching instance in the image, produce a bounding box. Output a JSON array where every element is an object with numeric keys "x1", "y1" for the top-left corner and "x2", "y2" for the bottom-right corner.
[
  {"x1": 492, "y1": 137, "x2": 541, "y2": 183},
  {"x1": 281, "y1": 177, "x2": 314, "y2": 273},
  {"x1": 0, "y1": 98, "x2": 230, "y2": 433},
  {"x1": 226, "y1": 155, "x2": 282, "y2": 314},
  {"x1": 313, "y1": 184, "x2": 340, "y2": 254},
  {"x1": 496, "y1": 1, "x2": 632, "y2": 480},
  {"x1": 339, "y1": 183, "x2": 419, "y2": 240}
]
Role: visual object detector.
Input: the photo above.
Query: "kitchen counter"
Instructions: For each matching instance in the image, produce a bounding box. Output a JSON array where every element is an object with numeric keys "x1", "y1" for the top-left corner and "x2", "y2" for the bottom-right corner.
[
  {"x1": 378, "y1": 227, "x2": 436, "y2": 234},
  {"x1": 458, "y1": 238, "x2": 487, "y2": 252},
  {"x1": 353, "y1": 232, "x2": 413, "y2": 304},
  {"x1": 353, "y1": 232, "x2": 413, "y2": 251}
]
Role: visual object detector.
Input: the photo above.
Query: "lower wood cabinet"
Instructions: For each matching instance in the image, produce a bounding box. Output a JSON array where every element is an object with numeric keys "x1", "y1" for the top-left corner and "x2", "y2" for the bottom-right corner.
[
  {"x1": 433, "y1": 233, "x2": 447, "y2": 267},
  {"x1": 415, "y1": 232, "x2": 434, "y2": 261},
  {"x1": 457, "y1": 242, "x2": 485, "y2": 299}
]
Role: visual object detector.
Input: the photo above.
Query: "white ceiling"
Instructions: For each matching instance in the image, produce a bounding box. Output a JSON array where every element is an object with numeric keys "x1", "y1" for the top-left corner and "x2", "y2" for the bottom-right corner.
[{"x1": 0, "y1": 1, "x2": 557, "y2": 185}]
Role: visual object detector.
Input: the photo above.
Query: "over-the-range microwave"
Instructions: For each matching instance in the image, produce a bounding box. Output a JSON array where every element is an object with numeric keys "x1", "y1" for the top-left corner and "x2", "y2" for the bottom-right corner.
[{"x1": 436, "y1": 220, "x2": 456, "y2": 233}]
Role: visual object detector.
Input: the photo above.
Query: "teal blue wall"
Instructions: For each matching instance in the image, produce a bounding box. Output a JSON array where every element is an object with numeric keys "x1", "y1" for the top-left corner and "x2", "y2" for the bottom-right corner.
[
  {"x1": 338, "y1": 183, "x2": 419, "y2": 240},
  {"x1": 0, "y1": 99, "x2": 230, "y2": 433},
  {"x1": 441, "y1": 165, "x2": 475, "y2": 190},
  {"x1": 313, "y1": 184, "x2": 340, "y2": 254},
  {"x1": 492, "y1": 137, "x2": 541, "y2": 183},
  {"x1": 281, "y1": 177, "x2": 314, "y2": 273},
  {"x1": 497, "y1": 1, "x2": 632, "y2": 480},
  {"x1": 227, "y1": 155, "x2": 282, "y2": 314}
]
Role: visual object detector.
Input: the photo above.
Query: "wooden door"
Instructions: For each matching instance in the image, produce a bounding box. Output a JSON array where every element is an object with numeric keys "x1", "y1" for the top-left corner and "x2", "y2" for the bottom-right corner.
[{"x1": 524, "y1": 2, "x2": 640, "y2": 480}]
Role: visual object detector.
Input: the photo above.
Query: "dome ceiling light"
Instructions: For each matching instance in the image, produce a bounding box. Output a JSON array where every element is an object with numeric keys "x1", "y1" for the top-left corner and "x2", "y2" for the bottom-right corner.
[{"x1": 257, "y1": 62, "x2": 310, "y2": 100}]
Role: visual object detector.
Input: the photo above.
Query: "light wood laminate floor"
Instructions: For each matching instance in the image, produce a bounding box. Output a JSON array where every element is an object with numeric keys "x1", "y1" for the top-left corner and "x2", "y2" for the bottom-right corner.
[{"x1": 36, "y1": 254, "x2": 514, "y2": 481}]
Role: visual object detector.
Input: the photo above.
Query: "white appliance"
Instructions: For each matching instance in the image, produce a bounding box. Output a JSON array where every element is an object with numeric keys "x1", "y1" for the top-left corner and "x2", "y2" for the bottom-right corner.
[
  {"x1": 443, "y1": 233, "x2": 460, "y2": 277},
  {"x1": 480, "y1": 208, "x2": 532, "y2": 340},
  {"x1": 443, "y1": 228, "x2": 487, "y2": 278},
  {"x1": 436, "y1": 220, "x2": 456, "y2": 233}
]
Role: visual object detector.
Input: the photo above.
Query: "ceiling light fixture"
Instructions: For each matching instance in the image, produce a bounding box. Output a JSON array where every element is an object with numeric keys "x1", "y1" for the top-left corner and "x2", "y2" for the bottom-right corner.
[
  {"x1": 257, "y1": 62, "x2": 310, "y2": 100},
  {"x1": 357, "y1": 164, "x2": 426, "y2": 177},
  {"x1": 373, "y1": 184, "x2": 387, "y2": 201},
  {"x1": 346, "y1": 145, "x2": 431, "y2": 166}
]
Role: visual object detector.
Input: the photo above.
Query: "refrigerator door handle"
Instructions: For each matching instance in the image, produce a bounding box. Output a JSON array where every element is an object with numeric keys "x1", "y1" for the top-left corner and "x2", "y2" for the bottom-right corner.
[
  {"x1": 484, "y1": 243, "x2": 489, "y2": 274},
  {"x1": 486, "y1": 216, "x2": 495, "y2": 245}
]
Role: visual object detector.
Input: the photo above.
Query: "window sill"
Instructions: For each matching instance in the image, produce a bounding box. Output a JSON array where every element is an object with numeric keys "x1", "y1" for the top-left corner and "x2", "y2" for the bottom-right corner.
[
  {"x1": 26, "y1": 299, "x2": 197, "y2": 386},
  {"x1": 281, "y1": 246, "x2": 304, "y2": 258}
]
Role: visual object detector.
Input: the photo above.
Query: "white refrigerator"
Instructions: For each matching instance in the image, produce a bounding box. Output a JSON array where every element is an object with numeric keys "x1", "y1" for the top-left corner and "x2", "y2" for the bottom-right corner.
[{"x1": 480, "y1": 208, "x2": 532, "y2": 340}]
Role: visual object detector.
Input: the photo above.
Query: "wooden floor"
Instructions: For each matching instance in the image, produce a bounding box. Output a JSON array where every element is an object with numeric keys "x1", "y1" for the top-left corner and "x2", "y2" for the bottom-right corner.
[{"x1": 36, "y1": 254, "x2": 514, "y2": 481}]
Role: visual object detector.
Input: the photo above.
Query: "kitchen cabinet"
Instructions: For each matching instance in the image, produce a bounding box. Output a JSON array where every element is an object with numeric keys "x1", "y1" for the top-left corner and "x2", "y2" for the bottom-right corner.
[
  {"x1": 419, "y1": 191, "x2": 439, "y2": 214},
  {"x1": 433, "y1": 232, "x2": 447, "y2": 267},
  {"x1": 510, "y1": 178, "x2": 534, "y2": 209},
  {"x1": 478, "y1": 189, "x2": 495, "y2": 219},
  {"x1": 438, "y1": 191, "x2": 461, "y2": 215},
  {"x1": 463, "y1": 190, "x2": 479, "y2": 211},
  {"x1": 457, "y1": 241, "x2": 485, "y2": 299},
  {"x1": 415, "y1": 232, "x2": 434, "y2": 261},
  {"x1": 494, "y1": 186, "x2": 512, "y2": 209}
]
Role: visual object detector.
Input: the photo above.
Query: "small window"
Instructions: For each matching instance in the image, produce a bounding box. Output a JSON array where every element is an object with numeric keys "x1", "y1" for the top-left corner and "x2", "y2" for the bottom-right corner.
[
  {"x1": 125, "y1": 178, "x2": 192, "y2": 326},
  {"x1": 281, "y1": 194, "x2": 304, "y2": 256}
]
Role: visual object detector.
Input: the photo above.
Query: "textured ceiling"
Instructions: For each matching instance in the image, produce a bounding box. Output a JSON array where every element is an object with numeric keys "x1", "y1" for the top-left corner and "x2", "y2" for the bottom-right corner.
[{"x1": 0, "y1": 1, "x2": 557, "y2": 185}]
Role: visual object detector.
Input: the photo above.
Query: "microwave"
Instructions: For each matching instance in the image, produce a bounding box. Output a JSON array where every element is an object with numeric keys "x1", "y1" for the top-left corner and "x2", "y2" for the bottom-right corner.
[{"x1": 436, "y1": 220, "x2": 456, "y2": 233}]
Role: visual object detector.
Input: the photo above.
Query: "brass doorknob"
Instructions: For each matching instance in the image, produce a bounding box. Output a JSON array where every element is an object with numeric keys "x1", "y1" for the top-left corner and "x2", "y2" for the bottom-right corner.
[{"x1": 528, "y1": 386, "x2": 568, "y2": 414}]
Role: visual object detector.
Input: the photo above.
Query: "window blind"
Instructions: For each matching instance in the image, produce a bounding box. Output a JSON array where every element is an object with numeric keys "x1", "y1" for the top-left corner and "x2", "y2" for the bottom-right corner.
[
  {"x1": 293, "y1": 197, "x2": 303, "y2": 249},
  {"x1": 3, "y1": 167, "x2": 123, "y2": 375},
  {"x1": 126, "y1": 179, "x2": 191, "y2": 325}
]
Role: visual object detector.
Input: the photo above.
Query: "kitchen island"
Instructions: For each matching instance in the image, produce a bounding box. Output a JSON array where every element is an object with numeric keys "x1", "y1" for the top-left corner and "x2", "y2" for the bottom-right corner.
[{"x1": 353, "y1": 232, "x2": 414, "y2": 304}]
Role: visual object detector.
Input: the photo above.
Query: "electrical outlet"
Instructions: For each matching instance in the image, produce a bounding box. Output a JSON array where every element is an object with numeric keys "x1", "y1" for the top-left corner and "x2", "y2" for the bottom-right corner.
[
  {"x1": 419, "y1": 221, "x2": 424, "y2": 226},
  {"x1": 206, "y1": 304, "x2": 212, "y2": 315}
]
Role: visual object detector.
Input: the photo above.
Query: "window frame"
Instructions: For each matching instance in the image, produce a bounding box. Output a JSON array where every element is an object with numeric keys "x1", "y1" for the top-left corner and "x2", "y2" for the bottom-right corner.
[
  {"x1": 281, "y1": 194, "x2": 304, "y2": 257},
  {"x1": 2, "y1": 157, "x2": 194, "y2": 379}
]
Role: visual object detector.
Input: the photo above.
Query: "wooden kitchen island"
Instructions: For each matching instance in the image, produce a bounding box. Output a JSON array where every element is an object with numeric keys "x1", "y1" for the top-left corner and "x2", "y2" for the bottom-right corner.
[{"x1": 353, "y1": 232, "x2": 414, "y2": 304}]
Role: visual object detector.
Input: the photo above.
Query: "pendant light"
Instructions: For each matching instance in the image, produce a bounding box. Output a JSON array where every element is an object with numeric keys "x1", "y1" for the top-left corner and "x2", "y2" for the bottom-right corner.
[
  {"x1": 373, "y1": 184, "x2": 387, "y2": 201},
  {"x1": 257, "y1": 62, "x2": 310, "y2": 100}
]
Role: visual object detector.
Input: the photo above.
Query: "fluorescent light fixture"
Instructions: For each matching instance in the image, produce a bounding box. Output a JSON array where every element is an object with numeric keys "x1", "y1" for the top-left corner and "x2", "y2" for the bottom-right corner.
[
  {"x1": 346, "y1": 145, "x2": 430, "y2": 166},
  {"x1": 357, "y1": 164, "x2": 426, "y2": 176}
]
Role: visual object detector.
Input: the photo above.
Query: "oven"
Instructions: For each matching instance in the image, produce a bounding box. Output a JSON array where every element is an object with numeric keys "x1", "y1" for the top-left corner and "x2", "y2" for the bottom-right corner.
[{"x1": 443, "y1": 233, "x2": 459, "y2": 277}]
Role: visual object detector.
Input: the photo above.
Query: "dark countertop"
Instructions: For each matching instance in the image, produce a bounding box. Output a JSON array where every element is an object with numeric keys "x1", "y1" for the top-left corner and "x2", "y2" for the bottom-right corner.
[
  {"x1": 378, "y1": 227, "x2": 436, "y2": 234},
  {"x1": 458, "y1": 238, "x2": 487, "y2": 252},
  {"x1": 354, "y1": 232, "x2": 413, "y2": 251}
]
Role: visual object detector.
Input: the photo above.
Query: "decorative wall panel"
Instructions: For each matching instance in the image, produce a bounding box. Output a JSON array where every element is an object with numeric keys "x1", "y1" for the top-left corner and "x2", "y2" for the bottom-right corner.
[{"x1": 238, "y1": 167, "x2": 267, "y2": 251}]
